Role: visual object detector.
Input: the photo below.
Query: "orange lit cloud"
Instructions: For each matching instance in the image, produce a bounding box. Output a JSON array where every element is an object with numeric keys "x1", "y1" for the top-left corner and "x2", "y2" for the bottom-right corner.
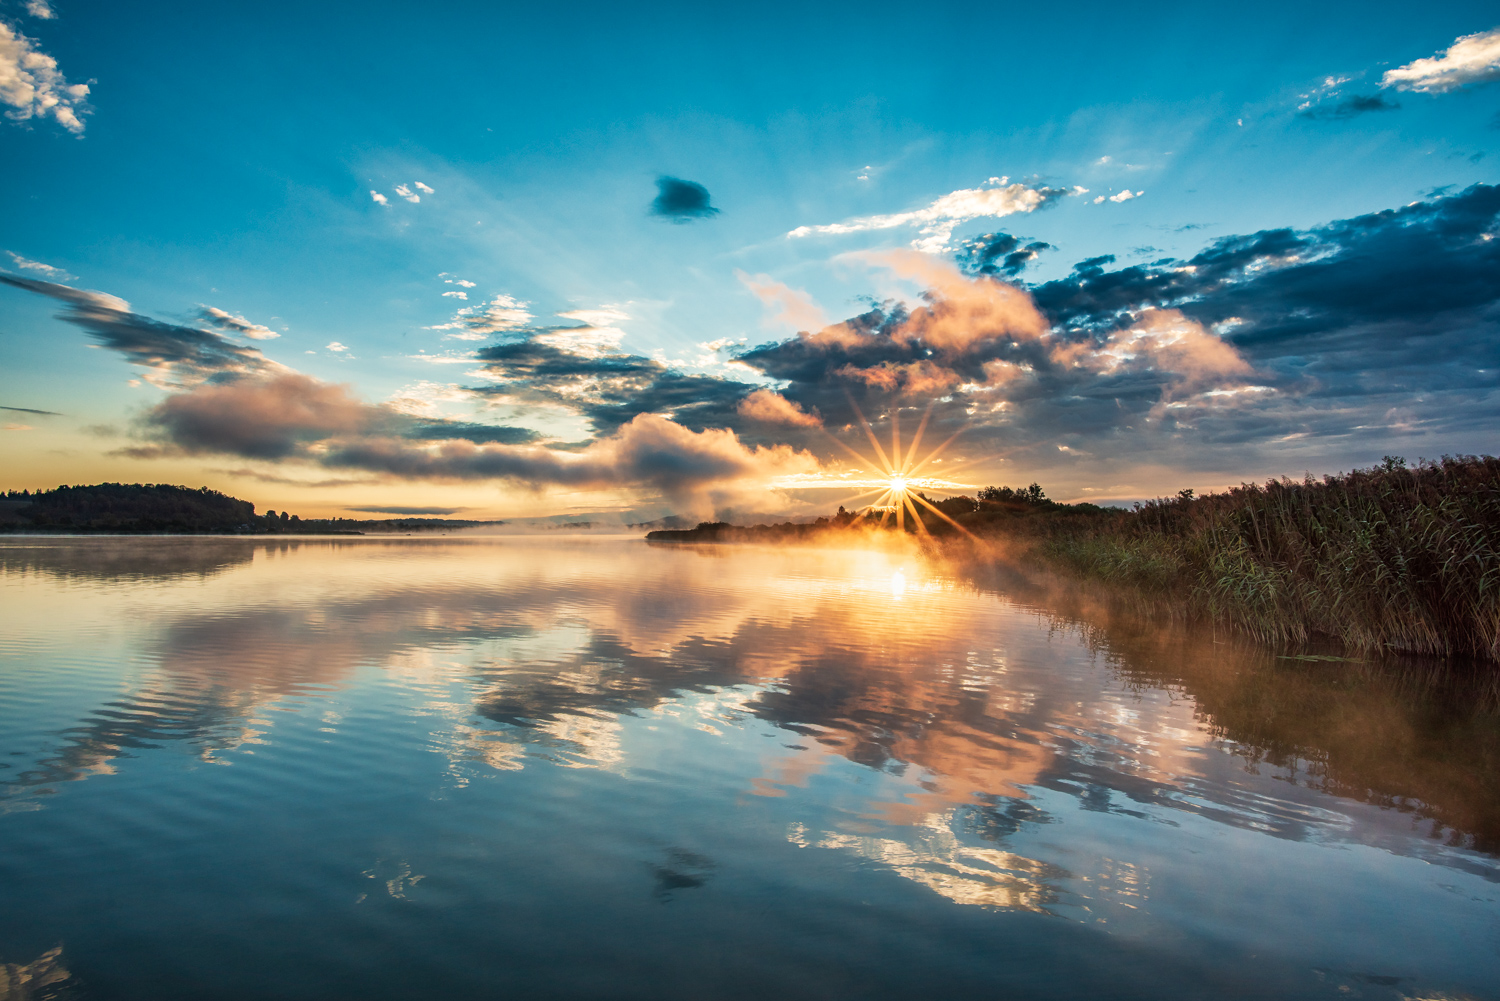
[
  {"x1": 737, "y1": 389, "x2": 822, "y2": 427},
  {"x1": 737, "y1": 271, "x2": 829, "y2": 332}
]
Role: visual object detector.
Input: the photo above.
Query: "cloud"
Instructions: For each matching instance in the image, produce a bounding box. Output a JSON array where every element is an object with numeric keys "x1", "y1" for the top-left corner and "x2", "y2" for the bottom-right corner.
[
  {"x1": 326, "y1": 341, "x2": 348, "y2": 353},
  {"x1": 394, "y1": 184, "x2": 420, "y2": 203},
  {"x1": 384, "y1": 380, "x2": 479, "y2": 418},
  {"x1": 211, "y1": 468, "x2": 382, "y2": 488},
  {"x1": 736, "y1": 271, "x2": 828, "y2": 331},
  {"x1": 0, "y1": 275, "x2": 276, "y2": 386},
  {"x1": 0, "y1": 22, "x2": 89, "y2": 133},
  {"x1": 414, "y1": 182, "x2": 434, "y2": 194},
  {"x1": 429, "y1": 293, "x2": 533, "y2": 339},
  {"x1": 1382, "y1": 27, "x2": 1500, "y2": 93},
  {"x1": 404, "y1": 420, "x2": 539, "y2": 445},
  {"x1": 25, "y1": 1, "x2": 56, "y2": 18},
  {"x1": 138, "y1": 373, "x2": 541, "y2": 461},
  {"x1": 720, "y1": 183, "x2": 1500, "y2": 480},
  {"x1": 5, "y1": 251, "x2": 74, "y2": 280},
  {"x1": 788, "y1": 178, "x2": 1073, "y2": 253},
  {"x1": 442, "y1": 290, "x2": 468, "y2": 299},
  {"x1": 1299, "y1": 93, "x2": 1401, "y2": 119},
  {"x1": 145, "y1": 374, "x2": 385, "y2": 459},
  {"x1": 540, "y1": 306, "x2": 631, "y2": 358},
  {"x1": 321, "y1": 413, "x2": 819, "y2": 510},
  {"x1": 4, "y1": 423, "x2": 33, "y2": 431},
  {"x1": 347, "y1": 505, "x2": 468, "y2": 516},
  {"x1": 1093, "y1": 190, "x2": 1143, "y2": 204},
  {"x1": 131, "y1": 364, "x2": 819, "y2": 511},
  {"x1": 16, "y1": 186, "x2": 1499, "y2": 509},
  {"x1": 736, "y1": 389, "x2": 821, "y2": 428},
  {"x1": 471, "y1": 334, "x2": 749, "y2": 436},
  {"x1": 650, "y1": 176, "x2": 719, "y2": 221},
  {"x1": 1, "y1": 404, "x2": 62, "y2": 416},
  {"x1": 370, "y1": 190, "x2": 389, "y2": 206},
  {"x1": 956, "y1": 233, "x2": 1054, "y2": 278},
  {"x1": 199, "y1": 306, "x2": 279, "y2": 340}
]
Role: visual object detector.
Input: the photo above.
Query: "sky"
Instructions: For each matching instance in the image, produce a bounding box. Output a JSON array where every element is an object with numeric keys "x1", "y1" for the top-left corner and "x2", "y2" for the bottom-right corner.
[{"x1": 1, "y1": 0, "x2": 1498, "y2": 520}]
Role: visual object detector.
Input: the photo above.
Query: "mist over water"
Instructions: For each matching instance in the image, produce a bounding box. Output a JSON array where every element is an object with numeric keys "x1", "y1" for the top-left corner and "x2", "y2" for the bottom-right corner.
[{"x1": 1, "y1": 536, "x2": 1496, "y2": 1000}]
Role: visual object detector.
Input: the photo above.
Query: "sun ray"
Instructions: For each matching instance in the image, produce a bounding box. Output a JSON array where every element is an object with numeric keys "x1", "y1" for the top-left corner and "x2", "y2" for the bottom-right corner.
[
  {"x1": 846, "y1": 395, "x2": 895, "y2": 474},
  {"x1": 905, "y1": 423, "x2": 971, "y2": 478},
  {"x1": 821, "y1": 427, "x2": 886, "y2": 476},
  {"x1": 891, "y1": 408, "x2": 901, "y2": 477},
  {"x1": 902, "y1": 403, "x2": 934, "y2": 474},
  {"x1": 910, "y1": 492, "x2": 979, "y2": 539}
]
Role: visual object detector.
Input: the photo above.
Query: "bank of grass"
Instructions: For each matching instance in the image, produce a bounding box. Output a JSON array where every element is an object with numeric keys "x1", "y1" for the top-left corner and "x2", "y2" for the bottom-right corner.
[{"x1": 997, "y1": 456, "x2": 1500, "y2": 662}]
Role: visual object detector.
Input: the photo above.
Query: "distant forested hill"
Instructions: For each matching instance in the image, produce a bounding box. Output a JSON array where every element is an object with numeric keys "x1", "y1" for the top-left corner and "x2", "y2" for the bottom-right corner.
[
  {"x1": 0, "y1": 483, "x2": 504, "y2": 534},
  {"x1": 1, "y1": 483, "x2": 260, "y2": 533}
]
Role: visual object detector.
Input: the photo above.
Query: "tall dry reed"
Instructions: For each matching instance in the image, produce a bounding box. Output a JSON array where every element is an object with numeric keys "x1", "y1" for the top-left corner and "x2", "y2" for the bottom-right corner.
[{"x1": 1031, "y1": 456, "x2": 1500, "y2": 661}]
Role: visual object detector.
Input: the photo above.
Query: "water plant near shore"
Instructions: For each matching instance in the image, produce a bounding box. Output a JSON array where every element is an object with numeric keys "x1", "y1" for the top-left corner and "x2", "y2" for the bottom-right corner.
[{"x1": 1028, "y1": 455, "x2": 1500, "y2": 662}]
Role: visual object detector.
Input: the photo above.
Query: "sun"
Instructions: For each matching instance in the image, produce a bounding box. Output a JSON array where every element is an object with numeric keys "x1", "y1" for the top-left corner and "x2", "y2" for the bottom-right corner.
[{"x1": 778, "y1": 398, "x2": 982, "y2": 539}]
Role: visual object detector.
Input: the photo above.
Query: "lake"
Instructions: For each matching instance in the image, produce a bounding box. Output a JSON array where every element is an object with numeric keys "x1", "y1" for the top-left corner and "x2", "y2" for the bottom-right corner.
[{"x1": 1, "y1": 535, "x2": 1496, "y2": 1000}]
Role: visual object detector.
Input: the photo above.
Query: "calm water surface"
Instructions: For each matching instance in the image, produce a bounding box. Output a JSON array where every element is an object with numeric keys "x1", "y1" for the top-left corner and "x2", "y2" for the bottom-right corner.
[{"x1": 1, "y1": 536, "x2": 1497, "y2": 1000}]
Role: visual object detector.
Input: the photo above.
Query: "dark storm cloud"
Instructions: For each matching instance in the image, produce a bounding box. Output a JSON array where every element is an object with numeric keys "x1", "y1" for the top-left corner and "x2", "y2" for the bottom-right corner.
[
  {"x1": 650, "y1": 176, "x2": 720, "y2": 221},
  {"x1": 1299, "y1": 94, "x2": 1400, "y2": 119},
  {"x1": 957, "y1": 232, "x2": 1054, "y2": 277},
  {"x1": 0, "y1": 274, "x2": 274, "y2": 385}
]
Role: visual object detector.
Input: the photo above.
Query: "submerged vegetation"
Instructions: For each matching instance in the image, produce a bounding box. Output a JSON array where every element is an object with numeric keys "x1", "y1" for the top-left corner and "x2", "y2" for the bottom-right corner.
[{"x1": 652, "y1": 455, "x2": 1500, "y2": 664}]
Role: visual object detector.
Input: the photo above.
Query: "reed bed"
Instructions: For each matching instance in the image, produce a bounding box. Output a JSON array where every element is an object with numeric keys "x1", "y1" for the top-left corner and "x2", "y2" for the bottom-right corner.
[{"x1": 1025, "y1": 456, "x2": 1500, "y2": 662}]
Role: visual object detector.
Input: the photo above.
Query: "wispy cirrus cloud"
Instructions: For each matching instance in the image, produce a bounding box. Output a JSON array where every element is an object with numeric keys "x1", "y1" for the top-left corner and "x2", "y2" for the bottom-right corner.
[
  {"x1": 788, "y1": 177, "x2": 1077, "y2": 253},
  {"x1": 0, "y1": 275, "x2": 277, "y2": 387},
  {"x1": 5, "y1": 251, "x2": 74, "y2": 280},
  {"x1": 199, "y1": 306, "x2": 279, "y2": 340},
  {"x1": 0, "y1": 22, "x2": 89, "y2": 133},
  {"x1": 348, "y1": 505, "x2": 468, "y2": 515},
  {"x1": 1382, "y1": 27, "x2": 1500, "y2": 93}
]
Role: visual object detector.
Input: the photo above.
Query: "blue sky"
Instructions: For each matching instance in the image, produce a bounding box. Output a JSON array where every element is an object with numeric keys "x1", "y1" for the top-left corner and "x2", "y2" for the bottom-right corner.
[{"x1": 2, "y1": 0, "x2": 1498, "y2": 518}]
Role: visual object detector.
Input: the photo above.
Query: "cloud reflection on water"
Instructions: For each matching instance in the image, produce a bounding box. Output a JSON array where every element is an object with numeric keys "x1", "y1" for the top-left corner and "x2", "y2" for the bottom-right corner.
[{"x1": 2, "y1": 537, "x2": 1497, "y2": 921}]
